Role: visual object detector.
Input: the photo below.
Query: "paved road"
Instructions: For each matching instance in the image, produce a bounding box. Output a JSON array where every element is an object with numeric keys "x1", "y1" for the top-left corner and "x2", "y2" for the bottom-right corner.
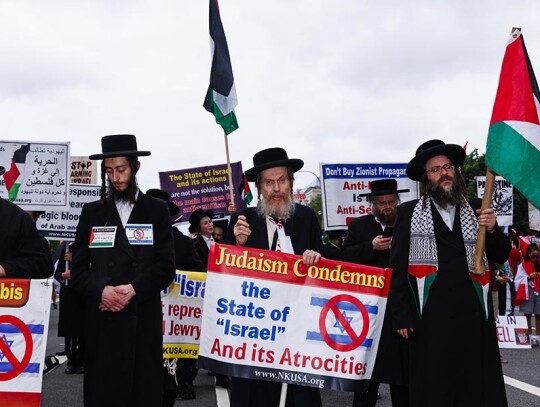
[{"x1": 41, "y1": 305, "x2": 540, "y2": 406}]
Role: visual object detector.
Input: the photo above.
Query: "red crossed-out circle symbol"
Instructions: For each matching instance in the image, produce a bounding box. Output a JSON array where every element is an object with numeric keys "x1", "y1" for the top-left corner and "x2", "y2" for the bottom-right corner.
[
  {"x1": 0, "y1": 315, "x2": 33, "y2": 381},
  {"x1": 318, "y1": 294, "x2": 369, "y2": 352},
  {"x1": 133, "y1": 228, "x2": 145, "y2": 240}
]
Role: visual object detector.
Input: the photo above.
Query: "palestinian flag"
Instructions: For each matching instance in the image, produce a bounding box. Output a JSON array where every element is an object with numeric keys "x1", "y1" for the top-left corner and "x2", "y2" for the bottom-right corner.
[
  {"x1": 3, "y1": 144, "x2": 30, "y2": 201},
  {"x1": 486, "y1": 29, "x2": 540, "y2": 209},
  {"x1": 203, "y1": 0, "x2": 239, "y2": 135},
  {"x1": 241, "y1": 174, "x2": 252, "y2": 205}
]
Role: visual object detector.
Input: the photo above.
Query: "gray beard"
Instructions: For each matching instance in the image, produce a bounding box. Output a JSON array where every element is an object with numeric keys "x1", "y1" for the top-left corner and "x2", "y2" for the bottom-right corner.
[{"x1": 257, "y1": 195, "x2": 296, "y2": 221}]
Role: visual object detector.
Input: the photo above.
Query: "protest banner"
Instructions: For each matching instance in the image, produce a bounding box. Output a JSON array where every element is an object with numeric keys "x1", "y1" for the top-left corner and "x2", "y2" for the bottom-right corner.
[
  {"x1": 159, "y1": 162, "x2": 245, "y2": 223},
  {"x1": 320, "y1": 163, "x2": 419, "y2": 230},
  {"x1": 529, "y1": 202, "x2": 540, "y2": 232},
  {"x1": 69, "y1": 156, "x2": 97, "y2": 184},
  {"x1": 0, "y1": 141, "x2": 70, "y2": 210},
  {"x1": 496, "y1": 315, "x2": 531, "y2": 349},
  {"x1": 198, "y1": 243, "x2": 391, "y2": 391},
  {"x1": 162, "y1": 271, "x2": 206, "y2": 359},
  {"x1": 476, "y1": 175, "x2": 513, "y2": 231},
  {"x1": 36, "y1": 184, "x2": 101, "y2": 241},
  {"x1": 0, "y1": 279, "x2": 52, "y2": 406}
]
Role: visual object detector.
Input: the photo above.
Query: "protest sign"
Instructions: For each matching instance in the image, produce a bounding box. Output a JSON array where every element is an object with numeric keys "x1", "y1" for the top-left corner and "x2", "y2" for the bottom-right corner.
[
  {"x1": 198, "y1": 243, "x2": 391, "y2": 391},
  {"x1": 162, "y1": 271, "x2": 206, "y2": 359},
  {"x1": 529, "y1": 202, "x2": 540, "y2": 232},
  {"x1": 476, "y1": 176, "x2": 513, "y2": 231},
  {"x1": 320, "y1": 163, "x2": 418, "y2": 230},
  {"x1": 0, "y1": 279, "x2": 52, "y2": 406},
  {"x1": 69, "y1": 156, "x2": 97, "y2": 184},
  {"x1": 496, "y1": 315, "x2": 531, "y2": 349},
  {"x1": 36, "y1": 184, "x2": 100, "y2": 241},
  {"x1": 159, "y1": 162, "x2": 245, "y2": 223},
  {"x1": 0, "y1": 141, "x2": 70, "y2": 210}
]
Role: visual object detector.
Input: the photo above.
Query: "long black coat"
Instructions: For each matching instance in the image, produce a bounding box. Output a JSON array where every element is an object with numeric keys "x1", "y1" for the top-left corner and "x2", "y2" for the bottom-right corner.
[
  {"x1": 71, "y1": 194, "x2": 175, "y2": 407},
  {"x1": 225, "y1": 204, "x2": 324, "y2": 407},
  {"x1": 341, "y1": 214, "x2": 407, "y2": 386},
  {"x1": 55, "y1": 242, "x2": 84, "y2": 338},
  {"x1": 390, "y1": 198, "x2": 510, "y2": 407},
  {"x1": 0, "y1": 198, "x2": 53, "y2": 278}
]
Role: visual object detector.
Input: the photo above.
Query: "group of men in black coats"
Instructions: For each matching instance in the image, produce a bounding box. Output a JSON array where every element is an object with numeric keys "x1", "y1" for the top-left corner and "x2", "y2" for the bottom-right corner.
[{"x1": 1, "y1": 135, "x2": 510, "y2": 407}]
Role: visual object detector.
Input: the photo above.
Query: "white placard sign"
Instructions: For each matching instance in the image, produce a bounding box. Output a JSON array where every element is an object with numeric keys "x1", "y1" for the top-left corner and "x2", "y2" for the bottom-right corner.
[{"x1": 320, "y1": 163, "x2": 419, "y2": 230}]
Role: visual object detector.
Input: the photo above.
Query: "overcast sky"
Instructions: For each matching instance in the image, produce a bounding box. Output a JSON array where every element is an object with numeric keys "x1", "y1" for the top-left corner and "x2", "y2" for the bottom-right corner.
[{"x1": 1, "y1": 0, "x2": 539, "y2": 191}]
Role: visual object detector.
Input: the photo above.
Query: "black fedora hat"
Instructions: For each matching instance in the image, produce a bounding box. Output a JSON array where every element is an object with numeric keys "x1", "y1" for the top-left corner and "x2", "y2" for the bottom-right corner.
[
  {"x1": 146, "y1": 188, "x2": 180, "y2": 218},
  {"x1": 0, "y1": 166, "x2": 4, "y2": 176},
  {"x1": 244, "y1": 147, "x2": 304, "y2": 182},
  {"x1": 406, "y1": 139, "x2": 465, "y2": 181},
  {"x1": 357, "y1": 179, "x2": 410, "y2": 197},
  {"x1": 89, "y1": 134, "x2": 151, "y2": 160},
  {"x1": 189, "y1": 208, "x2": 214, "y2": 228}
]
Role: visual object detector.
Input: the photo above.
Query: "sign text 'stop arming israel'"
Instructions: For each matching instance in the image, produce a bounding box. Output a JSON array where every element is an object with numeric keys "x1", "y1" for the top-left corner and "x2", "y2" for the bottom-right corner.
[
  {"x1": 198, "y1": 243, "x2": 391, "y2": 391},
  {"x1": 320, "y1": 163, "x2": 419, "y2": 230}
]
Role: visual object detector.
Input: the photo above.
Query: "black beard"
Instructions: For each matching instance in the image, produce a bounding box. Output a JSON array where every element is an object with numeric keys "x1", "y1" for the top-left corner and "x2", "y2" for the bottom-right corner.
[
  {"x1": 427, "y1": 176, "x2": 465, "y2": 208},
  {"x1": 108, "y1": 181, "x2": 137, "y2": 202}
]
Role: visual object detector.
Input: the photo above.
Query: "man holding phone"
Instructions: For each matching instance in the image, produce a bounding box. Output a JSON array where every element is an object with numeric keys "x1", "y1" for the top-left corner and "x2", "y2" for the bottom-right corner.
[{"x1": 342, "y1": 178, "x2": 410, "y2": 407}]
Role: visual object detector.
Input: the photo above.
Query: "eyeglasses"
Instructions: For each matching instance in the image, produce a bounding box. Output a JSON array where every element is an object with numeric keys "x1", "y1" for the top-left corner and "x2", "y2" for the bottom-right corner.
[
  {"x1": 425, "y1": 162, "x2": 454, "y2": 174},
  {"x1": 373, "y1": 199, "x2": 398, "y2": 207}
]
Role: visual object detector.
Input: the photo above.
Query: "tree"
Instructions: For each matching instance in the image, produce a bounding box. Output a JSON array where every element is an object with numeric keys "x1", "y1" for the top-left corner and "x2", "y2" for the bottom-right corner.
[
  {"x1": 308, "y1": 194, "x2": 323, "y2": 227},
  {"x1": 462, "y1": 148, "x2": 529, "y2": 233}
]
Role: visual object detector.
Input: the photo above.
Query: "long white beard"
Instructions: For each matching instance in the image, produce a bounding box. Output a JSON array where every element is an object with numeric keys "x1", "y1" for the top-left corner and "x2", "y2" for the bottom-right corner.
[{"x1": 257, "y1": 194, "x2": 296, "y2": 220}]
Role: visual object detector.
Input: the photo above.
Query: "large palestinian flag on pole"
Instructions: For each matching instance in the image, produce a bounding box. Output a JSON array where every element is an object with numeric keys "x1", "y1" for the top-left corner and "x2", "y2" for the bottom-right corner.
[
  {"x1": 3, "y1": 144, "x2": 30, "y2": 201},
  {"x1": 203, "y1": 0, "x2": 239, "y2": 135},
  {"x1": 486, "y1": 29, "x2": 540, "y2": 209}
]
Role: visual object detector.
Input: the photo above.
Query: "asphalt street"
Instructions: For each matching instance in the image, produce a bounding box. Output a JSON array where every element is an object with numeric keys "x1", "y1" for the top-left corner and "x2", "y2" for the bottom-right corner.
[{"x1": 41, "y1": 305, "x2": 540, "y2": 406}]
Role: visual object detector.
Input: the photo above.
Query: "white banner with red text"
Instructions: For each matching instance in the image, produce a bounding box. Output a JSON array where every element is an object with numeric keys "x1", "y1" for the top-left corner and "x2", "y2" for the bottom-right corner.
[
  {"x1": 0, "y1": 279, "x2": 52, "y2": 406},
  {"x1": 496, "y1": 315, "x2": 531, "y2": 349},
  {"x1": 198, "y1": 243, "x2": 391, "y2": 391},
  {"x1": 320, "y1": 163, "x2": 419, "y2": 230}
]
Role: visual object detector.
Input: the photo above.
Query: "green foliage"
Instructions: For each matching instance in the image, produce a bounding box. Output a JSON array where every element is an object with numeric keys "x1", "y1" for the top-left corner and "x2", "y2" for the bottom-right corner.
[
  {"x1": 462, "y1": 148, "x2": 529, "y2": 232},
  {"x1": 308, "y1": 194, "x2": 323, "y2": 227}
]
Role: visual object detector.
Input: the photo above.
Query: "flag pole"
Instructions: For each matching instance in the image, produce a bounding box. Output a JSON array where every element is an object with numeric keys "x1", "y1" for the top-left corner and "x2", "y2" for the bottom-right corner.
[
  {"x1": 473, "y1": 26, "x2": 521, "y2": 275},
  {"x1": 224, "y1": 131, "x2": 235, "y2": 204},
  {"x1": 472, "y1": 167, "x2": 496, "y2": 275}
]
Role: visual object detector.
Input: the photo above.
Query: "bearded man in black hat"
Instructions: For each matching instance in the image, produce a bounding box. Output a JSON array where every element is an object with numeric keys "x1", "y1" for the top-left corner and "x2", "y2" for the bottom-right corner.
[
  {"x1": 71, "y1": 135, "x2": 175, "y2": 407},
  {"x1": 0, "y1": 165, "x2": 53, "y2": 279},
  {"x1": 342, "y1": 179, "x2": 410, "y2": 407},
  {"x1": 389, "y1": 140, "x2": 510, "y2": 406},
  {"x1": 225, "y1": 147, "x2": 324, "y2": 407}
]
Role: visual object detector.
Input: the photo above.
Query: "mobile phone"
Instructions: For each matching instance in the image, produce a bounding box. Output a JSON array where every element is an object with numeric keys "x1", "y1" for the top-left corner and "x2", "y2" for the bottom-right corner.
[{"x1": 382, "y1": 227, "x2": 394, "y2": 238}]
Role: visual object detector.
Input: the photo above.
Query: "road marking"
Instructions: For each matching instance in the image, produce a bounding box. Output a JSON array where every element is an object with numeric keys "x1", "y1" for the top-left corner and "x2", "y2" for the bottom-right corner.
[
  {"x1": 505, "y1": 375, "x2": 540, "y2": 397},
  {"x1": 215, "y1": 379, "x2": 230, "y2": 407}
]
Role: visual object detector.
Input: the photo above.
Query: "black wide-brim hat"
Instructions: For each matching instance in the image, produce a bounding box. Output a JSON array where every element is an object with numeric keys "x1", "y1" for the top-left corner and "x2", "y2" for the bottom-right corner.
[
  {"x1": 146, "y1": 188, "x2": 180, "y2": 217},
  {"x1": 357, "y1": 179, "x2": 409, "y2": 197},
  {"x1": 244, "y1": 147, "x2": 304, "y2": 182},
  {"x1": 0, "y1": 166, "x2": 4, "y2": 176},
  {"x1": 406, "y1": 139, "x2": 465, "y2": 181},
  {"x1": 213, "y1": 218, "x2": 229, "y2": 232},
  {"x1": 189, "y1": 208, "x2": 214, "y2": 228},
  {"x1": 89, "y1": 134, "x2": 151, "y2": 160}
]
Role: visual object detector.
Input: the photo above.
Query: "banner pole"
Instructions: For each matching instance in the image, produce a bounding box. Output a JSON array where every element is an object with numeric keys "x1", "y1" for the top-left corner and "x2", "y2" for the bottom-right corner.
[
  {"x1": 473, "y1": 167, "x2": 496, "y2": 274},
  {"x1": 279, "y1": 383, "x2": 288, "y2": 407},
  {"x1": 224, "y1": 131, "x2": 235, "y2": 204}
]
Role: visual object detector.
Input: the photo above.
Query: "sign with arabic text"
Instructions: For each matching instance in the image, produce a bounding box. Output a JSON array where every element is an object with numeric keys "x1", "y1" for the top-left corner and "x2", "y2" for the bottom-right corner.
[{"x1": 0, "y1": 141, "x2": 70, "y2": 210}]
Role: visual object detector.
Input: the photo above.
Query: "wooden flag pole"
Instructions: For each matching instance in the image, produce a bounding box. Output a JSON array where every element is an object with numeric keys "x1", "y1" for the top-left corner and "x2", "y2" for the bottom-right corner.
[
  {"x1": 223, "y1": 131, "x2": 235, "y2": 204},
  {"x1": 473, "y1": 26, "x2": 520, "y2": 274},
  {"x1": 473, "y1": 167, "x2": 496, "y2": 275}
]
